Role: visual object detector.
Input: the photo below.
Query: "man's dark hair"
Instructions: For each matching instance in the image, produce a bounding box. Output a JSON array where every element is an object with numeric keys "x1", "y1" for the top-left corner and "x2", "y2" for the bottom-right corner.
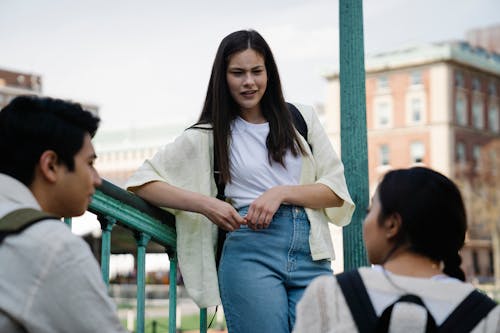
[{"x1": 0, "y1": 95, "x2": 100, "y2": 186}]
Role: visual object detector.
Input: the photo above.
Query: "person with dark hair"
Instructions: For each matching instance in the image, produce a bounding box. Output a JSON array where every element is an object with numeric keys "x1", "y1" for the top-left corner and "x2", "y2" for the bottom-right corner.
[
  {"x1": 127, "y1": 30, "x2": 354, "y2": 332},
  {"x1": 294, "y1": 167, "x2": 499, "y2": 333},
  {"x1": 0, "y1": 95, "x2": 126, "y2": 332}
]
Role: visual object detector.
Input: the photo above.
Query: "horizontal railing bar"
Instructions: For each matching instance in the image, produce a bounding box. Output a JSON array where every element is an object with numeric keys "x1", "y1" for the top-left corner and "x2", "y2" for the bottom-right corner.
[{"x1": 88, "y1": 180, "x2": 176, "y2": 249}]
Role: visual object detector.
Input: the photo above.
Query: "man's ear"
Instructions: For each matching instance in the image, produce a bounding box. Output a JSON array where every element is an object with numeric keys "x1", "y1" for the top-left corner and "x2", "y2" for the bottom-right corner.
[
  {"x1": 384, "y1": 213, "x2": 402, "y2": 240},
  {"x1": 38, "y1": 150, "x2": 60, "y2": 183}
]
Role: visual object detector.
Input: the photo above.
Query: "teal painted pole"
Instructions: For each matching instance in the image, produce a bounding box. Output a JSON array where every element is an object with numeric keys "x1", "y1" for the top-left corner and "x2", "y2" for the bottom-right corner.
[
  {"x1": 168, "y1": 252, "x2": 177, "y2": 333},
  {"x1": 136, "y1": 233, "x2": 151, "y2": 333},
  {"x1": 339, "y1": 0, "x2": 369, "y2": 269},
  {"x1": 64, "y1": 217, "x2": 72, "y2": 228},
  {"x1": 200, "y1": 308, "x2": 207, "y2": 333},
  {"x1": 98, "y1": 216, "x2": 116, "y2": 286}
]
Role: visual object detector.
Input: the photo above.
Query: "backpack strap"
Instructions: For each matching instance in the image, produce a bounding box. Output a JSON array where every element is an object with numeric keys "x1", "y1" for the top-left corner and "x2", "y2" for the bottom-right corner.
[
  {"x1": 0, "y1": 208, "x2": 57, "y2": 244},
  {"x1": 439, "y1": 289, "x2": 497, "y2": 333},
  {"x1": 286, "y1": 102, "x2": 312, "y2": 152},
  {"x1": 376, "y1": 294, "x2": 438, "y2": 333},
  {"x1": 336, "y1": 270, "x2": 378, "y2": 333}
]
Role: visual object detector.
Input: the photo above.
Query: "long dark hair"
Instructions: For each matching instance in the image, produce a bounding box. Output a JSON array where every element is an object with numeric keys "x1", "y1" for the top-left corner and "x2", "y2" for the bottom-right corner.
[
  {"x1": 377, "y1": 167, "x2": 467, "y2": 281},
  {"x1": 194, "y1": 29, "x2": 306, "y2": 184}
]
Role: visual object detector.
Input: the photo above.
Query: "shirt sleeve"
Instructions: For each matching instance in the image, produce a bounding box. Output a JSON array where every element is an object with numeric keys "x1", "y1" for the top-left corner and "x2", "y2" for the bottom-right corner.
[
  {"x1": 126, "y1": 128, "x2": 213, "y2": 215},
  {"x1": 302, "y1": 104, "x2": 355, "y2": 226},
  {"x1": 25, "y1": 225, "x2": 128, "y2": 333}
]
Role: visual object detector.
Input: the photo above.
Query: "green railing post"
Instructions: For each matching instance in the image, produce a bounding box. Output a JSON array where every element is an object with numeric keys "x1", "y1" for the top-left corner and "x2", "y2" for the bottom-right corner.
[
  {"x1": 63, "y1": 217, "x2": 72, "y2": 228},
  {"x1": 98, "y1": 216, "x2": 116, "y2": 286},
  {"x1": 168, "y1": 251, "x2": 177, "y2": 333},
  {"x1": 200, "y1": 308, "x2": 207, "y2": 333},
  {"x1": 339, "y1": 0, "x2": 369, "y2": 269},
  {"x1": 135, "y1": 232, "x2": 151, "y2": 333}
]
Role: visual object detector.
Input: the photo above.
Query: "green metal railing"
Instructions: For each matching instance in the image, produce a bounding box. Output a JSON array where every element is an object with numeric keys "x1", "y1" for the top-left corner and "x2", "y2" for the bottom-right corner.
[{"x1": 66, "y1": 179, "x2": 208, "y2": 333}]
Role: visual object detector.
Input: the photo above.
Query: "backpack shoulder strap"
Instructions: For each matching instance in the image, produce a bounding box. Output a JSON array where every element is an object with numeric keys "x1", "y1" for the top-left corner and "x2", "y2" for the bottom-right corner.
[
  {"x1": 336, "y1": 270, "x2": 378, "y2": 333},
  {"x1": 439, "y1": 289, "x2": 497, "y2": 333},
  {"x1": 0, "y1": 208, "x2": 57, "y2": 243},
  {"x1": 286, "y1": 102, "x2": 308, "y2": 141}
]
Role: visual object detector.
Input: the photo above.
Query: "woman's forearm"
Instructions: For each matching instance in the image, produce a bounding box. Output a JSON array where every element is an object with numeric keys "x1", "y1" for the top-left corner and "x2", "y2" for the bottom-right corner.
[{"x1": 277, "y1": 183, "x2": 344, "y2": 209}]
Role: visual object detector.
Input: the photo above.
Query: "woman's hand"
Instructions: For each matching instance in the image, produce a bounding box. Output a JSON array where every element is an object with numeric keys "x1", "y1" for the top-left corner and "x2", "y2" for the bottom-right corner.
[
  {"x1": 245, "y1": 186, "x2": 285, "y2": 230},
  {"x1": 132, "y1": 181, "x2": 245, "y2": 231},
  {"x1": 201, "y1": 197, "x2": 246, "y2": 232}
]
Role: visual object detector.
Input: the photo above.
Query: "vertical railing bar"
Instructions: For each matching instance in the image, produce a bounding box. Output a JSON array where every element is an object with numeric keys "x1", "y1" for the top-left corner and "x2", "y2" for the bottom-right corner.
[
  {"x1": 98, "y1": 216, "x2": 116, "y2": 286},
  {"x1": 339, "y1": 0, "x2": 369, "y2": 270},
  {"x1": 168, "y1": 251, "x2": 177, "y2": 333},
  {"x1": 200, "y1": 308, "x2": 207, "y2": 333},
  {"x1": 64, "y1": 217, "x2": 72, "y2": 228},
  {"x1": 135, "y1": 232, "x2": 151, "y2": 333}
]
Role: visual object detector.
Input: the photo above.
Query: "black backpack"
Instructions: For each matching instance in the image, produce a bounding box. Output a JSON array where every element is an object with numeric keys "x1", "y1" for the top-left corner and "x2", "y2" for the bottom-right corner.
[
  {"x1": 336, "y1": 270, "x2": 497, "y2": 333},
  {"x1": 214, "y1": 102, "x2": 309, "y2": 266},
  {"x1": 0, "y1": 208, "x2": 57, "y2": 244}
]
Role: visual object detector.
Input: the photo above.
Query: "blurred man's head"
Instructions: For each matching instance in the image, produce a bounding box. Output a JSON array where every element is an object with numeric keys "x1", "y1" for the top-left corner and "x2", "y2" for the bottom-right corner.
[{"x1": 0, "y1": 95, "x2": 102, "y2": 217}]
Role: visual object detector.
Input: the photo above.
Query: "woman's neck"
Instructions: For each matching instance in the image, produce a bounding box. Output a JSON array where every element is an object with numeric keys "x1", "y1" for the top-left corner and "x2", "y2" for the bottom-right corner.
[{"x1": 383, "y1": 251, "x2": 442, "y2": 278}]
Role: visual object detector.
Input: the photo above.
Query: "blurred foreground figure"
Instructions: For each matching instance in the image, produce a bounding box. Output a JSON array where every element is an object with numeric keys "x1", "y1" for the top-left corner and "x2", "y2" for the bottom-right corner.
[
  {"x1": 294, "y1": 167, "x2": 499, "y2": 333},
  {"x1": 0, "y1": 96, "x2": 126, "y2": 333}
]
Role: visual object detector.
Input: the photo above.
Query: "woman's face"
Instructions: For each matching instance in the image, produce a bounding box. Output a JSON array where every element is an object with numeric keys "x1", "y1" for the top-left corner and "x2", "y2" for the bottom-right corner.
[
  {"x1": 226, "y1": 48, "x2": 267, "y2": 117},
  {"x1": 363, "y1": 190, "x2": 391, "y2": 265}
]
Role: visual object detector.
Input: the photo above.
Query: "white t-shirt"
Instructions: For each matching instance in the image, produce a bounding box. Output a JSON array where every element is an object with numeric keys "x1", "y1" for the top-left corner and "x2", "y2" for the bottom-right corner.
[{"x1": 225, "y1": 116, "x2": 302, "y2": 208}]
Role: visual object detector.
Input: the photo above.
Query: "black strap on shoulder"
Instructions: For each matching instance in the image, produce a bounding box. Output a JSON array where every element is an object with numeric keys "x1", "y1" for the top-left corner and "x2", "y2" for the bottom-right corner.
[
  {"x1": 377, "y1": 294, "x2": 438, "y2": 333},
  {"x1": 0, "y1": 208, "x2": 57, "y2": 244},
  {"x1": 286, "y1": 102, "x2": 308, "y2": 141},
  {"x1": 336, "y1": 270, "x2": 378, "y2": 333},
  {"x1": 439, "y1": 289, "x2": 497, "y2": 333}
]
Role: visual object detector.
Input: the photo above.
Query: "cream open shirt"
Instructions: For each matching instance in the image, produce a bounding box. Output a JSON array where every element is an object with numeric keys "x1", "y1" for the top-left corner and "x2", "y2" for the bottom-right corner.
[{"x1": 126, "y1": 104, "x2": 355, "y2": 308}]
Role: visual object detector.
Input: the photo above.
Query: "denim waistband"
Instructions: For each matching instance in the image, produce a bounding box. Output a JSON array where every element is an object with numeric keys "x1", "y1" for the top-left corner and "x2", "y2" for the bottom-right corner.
[{"x1": 237, "y1": 204, "x2": 307, "y2": 219}]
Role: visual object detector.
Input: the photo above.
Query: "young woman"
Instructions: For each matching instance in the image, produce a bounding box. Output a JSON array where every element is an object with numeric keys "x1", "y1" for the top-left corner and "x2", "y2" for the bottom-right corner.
[
  {"x1": 294, "y1": 167, "x2": 499, "y2": 333},
  {"x1": 127, "y1": 30, "x2": 354, "y2": 333}
]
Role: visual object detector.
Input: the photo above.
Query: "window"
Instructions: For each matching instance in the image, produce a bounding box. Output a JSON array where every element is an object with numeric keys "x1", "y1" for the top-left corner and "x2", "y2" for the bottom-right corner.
[
  {"x1": 456, "y1": 142, "x2": 466, "y2": 165},
  {"x1": 455, "y1": 94, "x2": 467, "y2": 126},
  {"x1": 377, "y1": 76, "x2": 389, "y2": 90},
  {"x1": 455, "y1": 71, "x2": 464, "y2": 88},
  {"x1": 473, "y1": 145, "x2": 481, "y2": 171},
  {"x1": 410, "y1": 97, "x2": 422, "y2": 123},
  {"x1": 490, "y1": 150, "x2": 497, "y2": 176},
  {"x1": 489, "y1": 103, "x2": 499, "y2": 132},
  {"x1": 379, "y1": 145, "x2": 390, "y2": 166},
  {"x1": 410, "y1": 71, "x2": 422, "y2": 85},
  {"x1": 472, "y1": 78, "x2": 481, "y2": 91},
  {"x1": 375, "y1": 101, "x2": 391, "y2": 127},
  {"x1": 472, "y1": 251, "x2": 480, "y2": 275},
  {"x1": 472, "y1": 98, "x2": 484, "y2": 129},
  {"x1": 410, "y1": 142, "x2": 425, "y2": 163},
  {"x1": 489, "y1": 82, "x2": 497, "y2": 96}
]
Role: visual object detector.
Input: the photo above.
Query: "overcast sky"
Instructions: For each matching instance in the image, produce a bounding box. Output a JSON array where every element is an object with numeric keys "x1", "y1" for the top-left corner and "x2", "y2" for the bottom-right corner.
[{"x1": 1, "y1": 0, "x2": 499, "y2": 130}]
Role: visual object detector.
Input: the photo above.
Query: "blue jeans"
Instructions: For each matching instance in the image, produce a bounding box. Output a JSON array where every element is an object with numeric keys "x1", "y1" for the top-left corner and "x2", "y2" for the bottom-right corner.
[{"x1": 218, "y1": 205, "x2": 333, "y2": 333}]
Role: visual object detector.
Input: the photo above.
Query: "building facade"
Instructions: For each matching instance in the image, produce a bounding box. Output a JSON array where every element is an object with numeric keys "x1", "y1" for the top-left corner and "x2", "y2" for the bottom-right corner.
[
  {"x1": 325, "y1": 41, "x2": 500, "y2": 283},
  {"x1": 0, "y1": 67, "x2": 99, "y2": 115}
]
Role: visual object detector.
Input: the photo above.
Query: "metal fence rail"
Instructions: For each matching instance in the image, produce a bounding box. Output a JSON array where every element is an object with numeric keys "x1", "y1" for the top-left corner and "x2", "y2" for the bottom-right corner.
[{"x1": 66, "y1": 179, "x2": 208, "y2": 333}]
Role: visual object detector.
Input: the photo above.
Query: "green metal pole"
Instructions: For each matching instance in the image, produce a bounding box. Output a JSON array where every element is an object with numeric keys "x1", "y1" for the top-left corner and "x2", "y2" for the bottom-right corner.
[
  {"x1": 63, "y1": 217, "x2": 72, "y2": 228},
  {"x1": 98, "y1": 216, "x2": 116, "y2": 286},
  {"x1": 168, "y1": 252, "x2": 177, "y2": 333},
  {"x1": 136, "y1": 232, "x2": 151, "y2": 333},
  {"x1": 339, "y1": 0, "x2": 369, "y2": 269},
  {"x1": 200, "y1": 308, "x2": 207, "y2": 333}
]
